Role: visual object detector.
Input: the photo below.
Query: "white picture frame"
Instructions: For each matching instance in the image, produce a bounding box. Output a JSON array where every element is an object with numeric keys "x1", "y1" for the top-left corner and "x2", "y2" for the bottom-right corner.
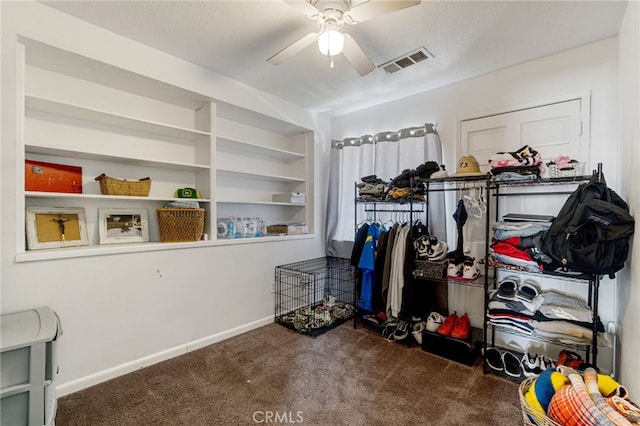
[
  {"x1": 98, "y1": 208, "x2": 149, "y2": 245},
  {"x1": 26, "y1": 207, "x2": 89, "y2": 250}
]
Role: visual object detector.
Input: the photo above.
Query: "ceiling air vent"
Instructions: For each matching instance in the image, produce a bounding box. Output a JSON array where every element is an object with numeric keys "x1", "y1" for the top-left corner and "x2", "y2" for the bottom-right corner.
[{"x1": 379, "y1": 47, "x2": 433, "y2": 74}]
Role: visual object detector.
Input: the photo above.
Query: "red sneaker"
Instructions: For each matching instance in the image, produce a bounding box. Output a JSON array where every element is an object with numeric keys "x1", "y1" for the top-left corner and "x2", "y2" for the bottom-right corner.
[
  {"x1": 451, "y1": 313, "x2": 470, "y2": 339},
  {"x1": 437, "y1": 312, "x2": 458, "y2": 336}
]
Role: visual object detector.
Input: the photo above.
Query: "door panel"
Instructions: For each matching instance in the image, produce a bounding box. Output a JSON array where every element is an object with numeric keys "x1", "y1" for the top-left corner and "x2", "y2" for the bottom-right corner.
[
  {"x1": 467, "y1": 126, "x2": 507, "y2": 161},
  {"x1": 461, "y1": 99, "x2": 586, "y2": 173}
]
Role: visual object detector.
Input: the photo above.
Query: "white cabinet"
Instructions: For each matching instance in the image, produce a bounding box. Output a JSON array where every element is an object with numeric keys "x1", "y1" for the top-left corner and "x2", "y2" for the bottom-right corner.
[
  {"x1": 16, "y1": 40, "x2": 314, "y2": 262},
  {"x1": 1, "y1": 306, "x2": 61, "y2": 426}
]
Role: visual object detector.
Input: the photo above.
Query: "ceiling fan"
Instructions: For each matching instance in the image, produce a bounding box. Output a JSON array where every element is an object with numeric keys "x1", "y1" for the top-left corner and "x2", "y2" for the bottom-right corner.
[{"x1": 267, "y1": 0, "x2": 421, "y2": 76}]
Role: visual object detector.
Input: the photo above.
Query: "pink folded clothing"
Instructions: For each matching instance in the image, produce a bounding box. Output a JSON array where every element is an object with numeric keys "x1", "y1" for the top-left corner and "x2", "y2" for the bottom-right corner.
[{"x1": 489, "y1": 145, "x2": 544, "y2": 168}]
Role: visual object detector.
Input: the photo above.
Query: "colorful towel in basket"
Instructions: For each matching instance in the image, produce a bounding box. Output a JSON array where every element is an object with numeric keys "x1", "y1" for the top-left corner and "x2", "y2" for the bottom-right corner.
[
  {"x1": 583, "y1": 368, "x2": 632, "y2": 424},
  {"x1": 607, "y1": 397, "x2": 640, "y2": 424},
  {"x1": 547, "y1": 367, "x2": 632, "y2": 425}
]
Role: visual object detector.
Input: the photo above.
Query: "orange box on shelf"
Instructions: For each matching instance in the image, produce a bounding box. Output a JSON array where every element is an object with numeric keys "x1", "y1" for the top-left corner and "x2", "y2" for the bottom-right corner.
[{"x1": 25, "y1": 160, "x2": 82, "y2": 193}]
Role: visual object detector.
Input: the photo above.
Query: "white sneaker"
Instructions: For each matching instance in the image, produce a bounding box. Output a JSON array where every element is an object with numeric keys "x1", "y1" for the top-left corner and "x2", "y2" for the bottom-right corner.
[
  {"x1": 521, "y1": 352, "x2": 541, "y2": 377},
  {"x1": 540, "y1": 355, "x2": 555, "y2": 371},
  {"x1": 426, "y1": 312, "x2": 444, "y2": 332},
  {"x1": 447, "y1": 261, "x2": 462, "y2": 278},
  {"x1": 431, "y1": 166, "x2": 448, "y2": 179},
  {"x1": 462, "y1": 259, "x2": 479, "y2": 279},
  {"x1": 412, "y1": 322, "x2": 425, "y2": 344}
]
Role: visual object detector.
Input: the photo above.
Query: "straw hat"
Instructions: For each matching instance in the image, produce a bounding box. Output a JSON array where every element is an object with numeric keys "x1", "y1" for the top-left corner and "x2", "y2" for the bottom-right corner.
[{"x1": 453, "y1": 155, "x2": 485, "y2": 176}]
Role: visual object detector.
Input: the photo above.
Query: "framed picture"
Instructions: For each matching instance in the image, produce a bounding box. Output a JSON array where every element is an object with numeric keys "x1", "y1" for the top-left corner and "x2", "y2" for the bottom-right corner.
[
  {"x1": 26, "y1": 207, "x2": 89, "y2": 250},
  {"x1": 98, "y1": 208, "x2": 149, "y2": 244}
]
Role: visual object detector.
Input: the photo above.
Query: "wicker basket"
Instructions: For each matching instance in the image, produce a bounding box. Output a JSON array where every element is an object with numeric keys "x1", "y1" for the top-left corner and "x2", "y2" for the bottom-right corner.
[
  {"x1": 519, "y1": 376, "x2": 562, "y2": 426},
  {"x1": 413, "y1": 259, "x2": 447, "y2": 280},
  {"x1": 95, "y1": 174, "x2": 151, "y2": 196},
  {"x1": 157, "y1": 208, "x2": 205, "y2": 242},
  {"x1": 547, "y1": 162, "x2": 585, "y2": 178}
]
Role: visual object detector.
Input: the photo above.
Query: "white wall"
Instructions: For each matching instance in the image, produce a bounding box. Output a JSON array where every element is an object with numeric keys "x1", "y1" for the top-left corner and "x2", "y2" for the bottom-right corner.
[
  {"x1": 331, "y1": 38, "x2": 620, "y2": 188},
  {"x1": 1, "y1": 2, "x2": 328, "y2": 396},
  {"x1": 617, "y1": 0, "x2": 639, "y2": 398},
  {"x1": 331, "y1": 38, "x2": 624, "y2": 375},
  {"x1": 2, "y1": 0, "x2": 636, "y2": 399}
]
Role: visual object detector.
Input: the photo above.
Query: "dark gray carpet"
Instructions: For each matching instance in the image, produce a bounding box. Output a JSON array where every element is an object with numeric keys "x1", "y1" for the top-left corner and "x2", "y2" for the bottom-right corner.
[{"x1": 55, "y1": 322, "x2": 521, "y2": 425}]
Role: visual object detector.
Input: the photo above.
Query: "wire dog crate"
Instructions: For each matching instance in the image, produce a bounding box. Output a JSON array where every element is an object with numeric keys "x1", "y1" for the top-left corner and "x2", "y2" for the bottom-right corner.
[{"x1": 275, "y1": 257, "x2": 356, "y2": 337}]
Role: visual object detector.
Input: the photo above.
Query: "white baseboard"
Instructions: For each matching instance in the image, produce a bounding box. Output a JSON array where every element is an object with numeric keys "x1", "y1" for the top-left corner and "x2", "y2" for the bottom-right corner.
[
  {"x1": 55, "y1": 315, "x2": 274, "y2": 397},
  {"x1": 185, "y1": 315, "x2": 274, "y2": 352}
]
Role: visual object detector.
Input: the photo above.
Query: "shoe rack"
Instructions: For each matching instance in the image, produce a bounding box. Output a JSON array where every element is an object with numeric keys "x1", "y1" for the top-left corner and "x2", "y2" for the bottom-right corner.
[{"x1": 416, "y1": 174, "x2": 489, "y2": 364}]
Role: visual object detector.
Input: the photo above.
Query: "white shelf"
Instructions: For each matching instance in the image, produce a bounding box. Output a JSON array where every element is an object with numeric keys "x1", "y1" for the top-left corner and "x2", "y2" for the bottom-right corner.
[
  {"x1": 217, "y1": 168, "x2": 305, "y2": 183},
  {"x1": 25, "y1": 145, "x2": 211, "y2": 172},
  {"x1": 217, "y1": 137, "x2": 305, "y2": 160},
  {"x1": 217, "y1": 200, "x2": 305, "y2": 207},
  {"x1": 26, "y1": 95, "x2": 210, "y2": 140},
  {"x1": 26, "y1": 191, "x2": 211, "y2": 203},
  {"x1": 15, "y1": 234, "x2": 314, "y2": 263}
]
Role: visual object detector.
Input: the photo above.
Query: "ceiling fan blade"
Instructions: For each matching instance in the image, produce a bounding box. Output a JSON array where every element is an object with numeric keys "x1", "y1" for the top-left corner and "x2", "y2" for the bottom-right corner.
[
  {"x1": 267, "y1": 32, "x2": 319, "y2": 65},
  {"x1": 342, "y1": 34, "x2": 375, "y2": 76},
  {"x1": 283, "y1": 0, "x2": 321, "y2": 18},
  {"x1": 346, "y1": 0, "x2": 421, "y2": 24}
]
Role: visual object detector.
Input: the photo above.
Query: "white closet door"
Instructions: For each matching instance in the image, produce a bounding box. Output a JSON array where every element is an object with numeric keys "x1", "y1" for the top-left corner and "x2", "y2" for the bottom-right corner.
[
  {"x1": 460, "y1": 98, "x2": 587, "y2": 172},
  {"x1": 450, "y1": 95, "x2": 590, "y2": 329}
]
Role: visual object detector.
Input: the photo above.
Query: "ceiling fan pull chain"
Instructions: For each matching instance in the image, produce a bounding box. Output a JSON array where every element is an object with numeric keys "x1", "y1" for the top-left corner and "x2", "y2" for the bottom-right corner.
[{"x1": 330, "y1": 55, "x2": 335, "y2": 69}]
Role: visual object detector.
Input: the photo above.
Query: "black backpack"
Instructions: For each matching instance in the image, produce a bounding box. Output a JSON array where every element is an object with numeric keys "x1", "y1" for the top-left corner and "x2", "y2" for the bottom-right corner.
[{"x1": 540, "y1": 174, "x2": 635, "y2": 278}]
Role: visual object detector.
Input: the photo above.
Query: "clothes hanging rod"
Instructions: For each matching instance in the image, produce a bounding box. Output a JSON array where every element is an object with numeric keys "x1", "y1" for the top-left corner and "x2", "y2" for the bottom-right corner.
[
  {"x1": 363, "y1": 209, "x2": 424, "y2": 213},
  {"x1": 492, "y1": 191, "x2": 578, "y2": 197},
  {"x1": 422, "y1": 186, "x2": 481, "y2": 193}
]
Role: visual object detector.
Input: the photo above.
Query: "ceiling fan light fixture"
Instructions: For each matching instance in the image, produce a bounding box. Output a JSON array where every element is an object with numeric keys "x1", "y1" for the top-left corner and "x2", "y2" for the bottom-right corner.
[{"x1": 318, "y1": 29, "x2": 344, "y2": 56}]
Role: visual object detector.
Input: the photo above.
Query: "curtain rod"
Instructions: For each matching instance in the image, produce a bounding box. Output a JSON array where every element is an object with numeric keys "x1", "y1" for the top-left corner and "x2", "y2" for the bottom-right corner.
[{"x1": 331, "y1": 122, "x2": 437, "y2": 149}]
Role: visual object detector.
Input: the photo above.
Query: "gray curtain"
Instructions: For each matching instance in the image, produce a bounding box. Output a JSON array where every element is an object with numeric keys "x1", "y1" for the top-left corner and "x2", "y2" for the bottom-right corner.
[{"x1": 325, "y1": 123, "x2": 446, "y2": 257}]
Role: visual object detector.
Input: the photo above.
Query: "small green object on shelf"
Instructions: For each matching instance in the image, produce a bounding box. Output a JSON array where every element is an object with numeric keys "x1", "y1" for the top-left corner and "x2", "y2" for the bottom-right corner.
[{"x1": 175, "y1": 187, "x2": 201, "y2": 199}]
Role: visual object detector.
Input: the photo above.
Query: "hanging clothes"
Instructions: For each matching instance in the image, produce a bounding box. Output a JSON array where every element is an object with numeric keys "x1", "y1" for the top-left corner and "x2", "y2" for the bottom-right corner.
[
  {"x1": 451, "y1": 198, "x2": 468, "y2": 261},
  {"x1": 380, "y1": 223, "x2": 399, "y2": 311},
  {"x1": 373, "y1": 228, "x2": 389, "y2": 314},
  {"x1": 387, "y1": 224, "x2": 411, "y2": 318},
  {"x1": 351, "y1": 223, "x2": 370, "y2": 300},
  {"x1": 358, "y1": 223, "x2": 381, "y2": 313}
]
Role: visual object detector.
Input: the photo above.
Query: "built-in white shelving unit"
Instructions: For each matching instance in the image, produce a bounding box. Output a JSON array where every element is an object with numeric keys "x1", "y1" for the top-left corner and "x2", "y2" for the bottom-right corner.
[
  {"x1": 16, "y1": 38, "x2": 314, "y2": 262},
  {"x1": 215, "y1": 115, "x2": 313, "y2": 231}
]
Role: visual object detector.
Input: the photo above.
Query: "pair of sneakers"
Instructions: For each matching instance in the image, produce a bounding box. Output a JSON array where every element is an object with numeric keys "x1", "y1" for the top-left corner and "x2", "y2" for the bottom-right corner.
[
  {"x1": 521, "y1": 352, "x2": 556, "y2": 377},
  {"x1": 437, "y1": 312, "x2": 470, "y2": 340},
  {"x1": 447, "y1": 257, "x2": 479, "y2": 280}
]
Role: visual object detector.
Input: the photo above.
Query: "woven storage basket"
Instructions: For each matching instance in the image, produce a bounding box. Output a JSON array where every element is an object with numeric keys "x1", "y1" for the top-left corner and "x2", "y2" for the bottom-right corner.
[
  {"x1": 413, "y1": 259, "x2": 447, "y2": 280},
  {"x1": 157, "y1": 208, "x2": 205, "y2": 242},
  {"x1": 547, "y1": 162, "x2": 585, "y2": 178},
  {"x1": 519, "y1": 376, "x2": 562, "y2": 426},
  {"x1": 95, "y1": 174, "x2": 151, "y2": 196}
]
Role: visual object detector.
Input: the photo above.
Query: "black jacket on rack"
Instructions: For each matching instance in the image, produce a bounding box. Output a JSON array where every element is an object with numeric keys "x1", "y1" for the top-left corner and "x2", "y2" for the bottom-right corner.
[{"x1": 351, "y1": 223, "x2": 370, "y2": 300}]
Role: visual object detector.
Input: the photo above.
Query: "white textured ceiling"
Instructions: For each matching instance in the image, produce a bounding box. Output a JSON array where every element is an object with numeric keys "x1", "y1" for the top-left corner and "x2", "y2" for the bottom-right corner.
[{"x1": 40, "y1": 0, "x2": 628, "y2": 116}]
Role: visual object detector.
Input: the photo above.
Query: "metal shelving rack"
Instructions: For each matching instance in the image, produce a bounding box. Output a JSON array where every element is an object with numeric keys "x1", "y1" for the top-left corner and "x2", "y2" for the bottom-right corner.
[{"x1": 482, "y1": 167, "x2": 601, "y2": 379}]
